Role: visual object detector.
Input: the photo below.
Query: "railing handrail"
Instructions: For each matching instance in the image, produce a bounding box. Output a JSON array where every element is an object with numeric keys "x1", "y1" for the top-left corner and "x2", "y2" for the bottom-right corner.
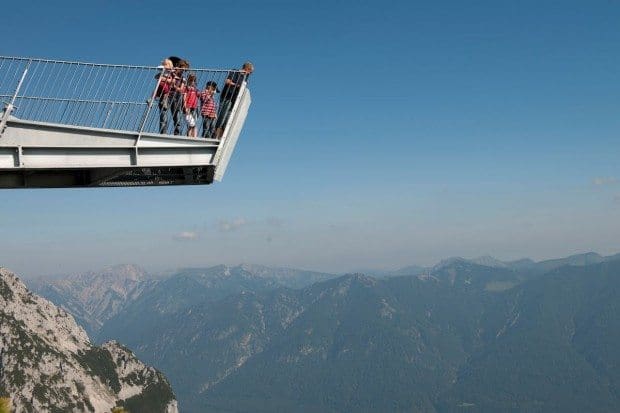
[
  {"x1": 0, "y1": 55, "x2": 242, "y2": 73},
  {"x1": 0, "y1": 95, "x2": 147, "y2": 106}
]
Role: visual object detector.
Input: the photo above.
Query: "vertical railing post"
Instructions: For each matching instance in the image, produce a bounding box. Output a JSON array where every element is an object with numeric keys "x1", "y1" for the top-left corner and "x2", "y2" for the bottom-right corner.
[
  {"x1": 0, "y1": 60, "x2": 30, "y2": 138},
  {"x1": 135, "y1": 66, "x2": 166, "y2": 145},
  {"x1": 102, "y1": 102, "x2": 114, "y2": 129}
]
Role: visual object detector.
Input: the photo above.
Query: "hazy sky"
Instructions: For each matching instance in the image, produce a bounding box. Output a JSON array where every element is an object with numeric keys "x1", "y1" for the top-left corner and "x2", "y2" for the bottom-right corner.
[{"x1": 1, "y1": 0, "x2": 619, "y2": 277}]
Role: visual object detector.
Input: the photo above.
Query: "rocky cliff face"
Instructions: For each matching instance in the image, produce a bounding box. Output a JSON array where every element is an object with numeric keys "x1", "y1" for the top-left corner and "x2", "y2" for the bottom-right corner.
[{"x1": 0, "y1": 267, "x2": 177, "y2": 413}]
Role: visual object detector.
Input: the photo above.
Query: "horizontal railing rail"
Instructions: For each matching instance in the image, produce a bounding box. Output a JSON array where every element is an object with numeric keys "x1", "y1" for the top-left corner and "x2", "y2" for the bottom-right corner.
[{"x1": 0, "y1": 56, "x2": 247, "y2": 138}]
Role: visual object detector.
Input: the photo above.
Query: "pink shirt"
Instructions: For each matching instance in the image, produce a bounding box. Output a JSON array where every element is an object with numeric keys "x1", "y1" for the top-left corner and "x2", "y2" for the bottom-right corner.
[{"x1": 185, "y1": 86, "x2": 199, "y2": 109}]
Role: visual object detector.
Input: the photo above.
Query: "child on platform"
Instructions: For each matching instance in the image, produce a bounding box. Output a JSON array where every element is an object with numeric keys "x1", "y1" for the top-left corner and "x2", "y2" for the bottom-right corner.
[
  {"x1": 200, "y1": 81, "x2": 219, "y2": 139},
  {"x1": 184, "y1": 73, "x2": 199, "y2": 137}
]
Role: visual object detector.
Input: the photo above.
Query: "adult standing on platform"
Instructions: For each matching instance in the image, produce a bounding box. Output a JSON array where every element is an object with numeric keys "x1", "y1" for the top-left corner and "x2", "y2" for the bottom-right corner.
[
  {"x1": 215, "y1": 61, "x2": 253, "y2": 139},
  {"x1": 156, "y1": 58, "x2": 174, "y2": 135},
  {"x1": 169, "y1": 58, "x2": 190, "y2": 135},
  {"x1": 156, "y1": 57, "x2": 190, "y2": 135}
]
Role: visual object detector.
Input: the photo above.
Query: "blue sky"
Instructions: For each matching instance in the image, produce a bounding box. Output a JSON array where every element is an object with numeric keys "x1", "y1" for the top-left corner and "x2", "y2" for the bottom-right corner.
[{"x1": 1, "y1": 0, "x2": 619, "y2": 277}]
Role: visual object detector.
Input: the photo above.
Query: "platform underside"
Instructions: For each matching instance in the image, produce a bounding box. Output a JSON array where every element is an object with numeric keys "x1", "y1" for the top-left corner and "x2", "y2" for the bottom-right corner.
[
  {"x1": 0, "y1": 165, "x2": 215, "y2": 188},
  {"x1": 0, "y1": 119, "x2": 219, "y2": 188}
]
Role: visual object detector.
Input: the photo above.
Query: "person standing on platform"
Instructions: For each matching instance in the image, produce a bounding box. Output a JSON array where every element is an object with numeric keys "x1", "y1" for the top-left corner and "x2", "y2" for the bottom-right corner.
[
  {"x1": 155, "y1": 58, "x2": 174, "y2": 134},
  {"x1": 184, "y1": 73, "x2": 199, "y2": 137},
  {"x1": 214, "y1": 61, "x2": 253, "y2": 139},
  {"x1": 200, "y1": 81, "x2": 219, "y2": 139},
  {"x1": 169, "y1": 59, "x2": 189, "y2": 135}
]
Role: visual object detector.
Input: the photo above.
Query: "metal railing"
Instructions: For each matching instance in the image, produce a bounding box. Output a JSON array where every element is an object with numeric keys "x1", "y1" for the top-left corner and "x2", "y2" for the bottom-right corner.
[{"x1": 0, "y1": 56, "x2": 247, "y2": 138}]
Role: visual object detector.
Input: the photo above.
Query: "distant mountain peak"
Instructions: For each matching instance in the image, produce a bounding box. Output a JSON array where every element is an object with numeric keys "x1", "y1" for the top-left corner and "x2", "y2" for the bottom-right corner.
[
  {"x1": 63, "y1": 263, "x2": 149, "y2": 283},
  {"x1": 100, "y1": 263, "x2": 148, "y2": 280},
  {"x1": 534, "y1": 252, "x2": 607, "y2": 273},
  {"x1": 582, "y1": 251, "x2": 602, "y2": 257},
  {"x1": 229, "y1": 264, "x2": 336, "y2": 288},
  {"x1": 508, "y1": 258, "x2": 535, "y2": 265},
  {"x1": 470, "y1": 256, "x2": 508, "y2": 268},
  {"x1": 27, "y1": 264, "x2": 154, "y2": 336},
  {"x1": 238, "y1": 263, "x2": 264, "y2": 272},
  {"x1": 432, "y1": 257, "x2": 469, "y2": 270},
  {"x1": 432, "y1": 256, "x2": 510, "y2": 271},
  {"x1": 341, "y1": 273, "x2": 378, "y2": 287}
]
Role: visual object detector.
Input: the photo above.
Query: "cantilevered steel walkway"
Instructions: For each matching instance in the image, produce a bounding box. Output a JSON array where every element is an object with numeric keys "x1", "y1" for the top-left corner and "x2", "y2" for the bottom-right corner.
[{"x1": 0, "y1": 56, "x2": 251, "y2": 188}]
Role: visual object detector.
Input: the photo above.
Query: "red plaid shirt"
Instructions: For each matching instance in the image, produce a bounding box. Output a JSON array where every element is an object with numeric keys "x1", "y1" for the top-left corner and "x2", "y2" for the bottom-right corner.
[{"x1": 200, "y1": 91, "x2": 217, "y2": 118}]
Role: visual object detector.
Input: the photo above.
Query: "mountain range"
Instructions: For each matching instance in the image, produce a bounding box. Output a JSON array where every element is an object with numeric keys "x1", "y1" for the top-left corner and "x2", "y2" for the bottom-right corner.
[
  {"x1": 363, "y1": 251, "x2": 620, "y2": 277},
  {"x1": 24, "y1": 252, "x2": 620, "y2": 412},
  {"x1": 27, "y1": 264, "x2": 153, "y2": 337}
]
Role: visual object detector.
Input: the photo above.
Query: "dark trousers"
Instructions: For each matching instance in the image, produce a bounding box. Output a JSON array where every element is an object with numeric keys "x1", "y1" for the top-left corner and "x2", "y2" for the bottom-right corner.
[
  {"x1": 158, "y1": 93, "x2": 183, "y2": 135},
  {"x1": 158, "y1": 95, "x2": 169, "y2": 134},
  {"x1": 202, "y1": 116, "x2": 216, "y2": 138},
  {"x1": 169, "y1": 92, "x2": 183, "y2": 135},
  {"x1": 215, "y1": 99, "x2": 233, "y2": 132}
]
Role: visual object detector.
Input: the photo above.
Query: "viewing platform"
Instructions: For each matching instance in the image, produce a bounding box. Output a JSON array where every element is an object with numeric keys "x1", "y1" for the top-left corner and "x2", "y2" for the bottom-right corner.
[{"x1": 0, "y1": 56, "x2": 251, "y2": 188}]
